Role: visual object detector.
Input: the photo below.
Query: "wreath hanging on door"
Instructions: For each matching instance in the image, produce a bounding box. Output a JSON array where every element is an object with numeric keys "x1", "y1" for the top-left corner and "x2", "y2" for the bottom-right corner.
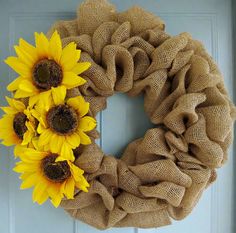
[{"x1": 1, "y1": 0, "x2": 235, "y2": 230}]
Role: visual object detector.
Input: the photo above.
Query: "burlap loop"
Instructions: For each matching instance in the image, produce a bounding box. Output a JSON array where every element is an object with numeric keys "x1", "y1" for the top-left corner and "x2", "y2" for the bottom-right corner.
[{"x1": 48, "y1": 0, "x2": 236, "y2": 229}]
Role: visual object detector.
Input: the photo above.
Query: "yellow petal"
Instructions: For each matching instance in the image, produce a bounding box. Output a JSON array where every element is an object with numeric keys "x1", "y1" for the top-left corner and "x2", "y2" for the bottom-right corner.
[
  {"x1": 14, "y1": 89, "x2": 35, "y2": 98},
  {"x1": 50, "y1": 134, "x2": 63, "y2": 153},
  {"x1": 50, "y1": 194, "x2": 62, "y2": 208},
  {"x1": 32, "y1": 181, "x2": 48, "y2": 205},
  {"x1": 70, "y1": 163, "x2": 84, "y2": 178},
  {"x1": 14, "y1": 45, "x2": 36, "y2": 68},
  {"x1": 20, "y1": 173, "x2": 38, "y2": 189},
  {"x1": 66, "y1": 133, "x2": 80, "y2": 148},
  {"x1": 62, "y1": 72, "x2": 86, "y2": 88},
  {"x1": 0, "y1": 115, "x2": 14, "y2": 128},
  {"x1": 35, "y1": 32, "x2": 49, "y2": 58},
  {"x1": 38, "y1": 90, "x2": 53, "y2": 112},
  {"x1": 79, "y1": 116, "x2": 96, "y2": 132},
  {"x1": 72, "y1": 62, "x2": 91, "y2": 75},
  {"x1": 1, "y1": 107, "x2": 18, "y2": 115},
  {"x1": 37, "y1": 191, "x2": 49, "y2": 205},
  {"x1": 58, "y1": 143, "x2": 75, "y2": 162},
  {"x1": 38, "y1": 129, "x2": 53, "y2": 147},
  {"x1": 21, "y1": 130, "x2": 33, "y2": 146},
  {"x1": 77, "y1": 130, "x2": 91, "y2": 145},
  {"x1": 5, "y1": 57, "x2": 31, "y2": 77},
  {"x1": 64, "y1": 177, "x2": 75, "y2": 199},
  {"x1": 78, "y1": 130, "x2": 92, "y2": 145},
  {"x1": 6, "y1": 97, "x2": 26, "y2": 112},
  {"x1": 48, "y1": 31, "x2": 62, "y2": 63},
  {"x1": 49, "y1": 134, "x2": 60, "y2": 153},
  {"x1": 48, "y1": 184, "x2": 63, "y2": 208},
  {"x1": 51, "y1": 86, "x2": 66, "y2": 105},
  {"x1": 29, "y1": 95, "x2": 39, "y2": 108},
  {"x1": 14, "y1": 144, "x2": 26, "y2": 157},
  {"x1": 7, "y1": 76, "x2": 27, "y2": 92},
  {"x1": 19, "y1": 38, "x2": 37, "y2": 59},
  {"x1": 19, "y1": 79, "x2": 38, "y2": 93},
  {"x1": 1, "y1": 136, "x2": 21, "y2": 146},
  {"x1": 67, "y1": 96, "x2": 89, "y2": 117},
  {"x1": 75, "y1": 182, "x2": 89, "y2": 192},
  {"x1": 13, "y1": 162, "x2": 39, "y2": 173},
  {"x1": 60, "y1": 42, "x2": 80, "y2": 71}
]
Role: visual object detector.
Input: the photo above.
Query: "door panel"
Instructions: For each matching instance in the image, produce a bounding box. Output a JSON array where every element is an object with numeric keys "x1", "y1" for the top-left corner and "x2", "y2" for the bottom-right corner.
[{"x1": 0, "y1": 0, "x2": 234, "y2": 233}]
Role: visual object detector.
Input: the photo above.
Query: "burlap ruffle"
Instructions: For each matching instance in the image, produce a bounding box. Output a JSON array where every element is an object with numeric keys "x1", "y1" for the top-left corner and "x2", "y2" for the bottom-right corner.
[{"x1": 47, "y1": 0, "x2": 236, "y2": 229}]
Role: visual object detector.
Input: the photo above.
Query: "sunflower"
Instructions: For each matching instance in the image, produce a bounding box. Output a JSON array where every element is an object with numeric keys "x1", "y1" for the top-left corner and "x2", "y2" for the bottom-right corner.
[
  {"x1": 0, "y1": 97, "x2": 35, "y2": 146},
  {"x1": 5, "y1": 31, "x2": 91, "y2": 107},
  {"x1": 13, "y1": 146, "x2": 89, "y2": 207},
  {"x1": 31, "y1": 93, "x2": 96, "y2": 161}
]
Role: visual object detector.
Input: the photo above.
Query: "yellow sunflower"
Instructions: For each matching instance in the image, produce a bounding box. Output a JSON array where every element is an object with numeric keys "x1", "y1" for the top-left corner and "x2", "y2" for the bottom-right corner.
[
  {"x1": 31, "y1": 93, "x2": 96, "y2": 161},
  {"x1": 0, "y1": 97, "x2": 35, "y2": 146},
  {"x1": 5, "y1": 30, "x2": 91, "y2": 107},
  {"x1": 13, "y1": 146, "x2": 89, "y2": 207}
]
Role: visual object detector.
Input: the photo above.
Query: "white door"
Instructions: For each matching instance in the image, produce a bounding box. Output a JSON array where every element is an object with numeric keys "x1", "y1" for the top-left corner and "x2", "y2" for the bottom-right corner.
[{"x1": 0, "y1": 0, "x2": 234, "y2": 233}]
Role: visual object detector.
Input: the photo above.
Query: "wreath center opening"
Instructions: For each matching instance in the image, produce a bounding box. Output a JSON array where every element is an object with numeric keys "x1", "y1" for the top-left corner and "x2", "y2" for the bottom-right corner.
[{"x1": 100, "y1": 93, "x2": 153, "y2": 157}]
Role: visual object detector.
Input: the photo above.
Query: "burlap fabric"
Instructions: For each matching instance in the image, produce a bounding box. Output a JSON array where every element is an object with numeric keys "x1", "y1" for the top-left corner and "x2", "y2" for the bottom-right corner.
[{"x1": 47, "y1": 0, "x2": 236, "y2": 229}]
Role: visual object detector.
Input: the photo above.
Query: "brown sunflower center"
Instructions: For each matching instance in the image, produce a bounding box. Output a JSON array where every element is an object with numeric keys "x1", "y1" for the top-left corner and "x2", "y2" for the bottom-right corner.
[
  {"x1": 42, "y1": 154, "x2": 71, "y2": 183},
  {"x1": 33, "y1": 59, "x2": 63, "y2": 90},
  {"x1": 47, "y1": 104, "x2": 78, "y2": 135},
  {"x1": 13, "y1": 112, "x2": 27, "y2": 140}
]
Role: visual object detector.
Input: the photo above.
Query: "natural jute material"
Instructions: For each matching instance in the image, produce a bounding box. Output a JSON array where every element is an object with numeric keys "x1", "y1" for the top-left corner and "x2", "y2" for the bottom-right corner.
[{"x1": 47, "y1": 0, "x2": 236, "y2": 229}]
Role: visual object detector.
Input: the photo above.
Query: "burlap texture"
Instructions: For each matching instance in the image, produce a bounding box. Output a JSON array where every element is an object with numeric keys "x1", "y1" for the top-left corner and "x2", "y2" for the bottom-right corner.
[{"x1": 47, "y1": 0, "x2": 236, "y2": 230}]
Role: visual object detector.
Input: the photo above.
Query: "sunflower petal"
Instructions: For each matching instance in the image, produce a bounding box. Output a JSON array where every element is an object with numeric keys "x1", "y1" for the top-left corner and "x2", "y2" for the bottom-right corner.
[
  {"x1": 77, "y1": 130, "x2": 92, "y2": 145},
  {"x1": 67, "y1": 96, "x2": 89, "y2": 117},
  {"x1": 38, "y1": 90, "x2": 53, "y2": 112},
  {"x1": 50, "y1": 135, "x2": 63, "y2": 153},
  {"x1": 13, "y1": 162, "x2": 39, "y2": 173},
  {"x1": 5, "y1": 57, "x2": 31, "y2": 77},
  {"x1": 48, "y1": 31, "x2": 62, "y2": 63},
  {"x1": 20, "y1": 173, "x2": 38, "y2": 189},
  {"x1": 14, "y1": 89, "x2": 35, "y2": 98},
  {"x1": 29, "y1": 95, "x2": 40, "y2": 108},
  {"x1": 58, "y1": 143, "x2": 75, "y2": 162},
  {"x1": 19, "y1": 79, "x2": 38, "y2": 93},
  {"x1": 32, "y1": 181, "x2": 48, "y2": 205},
  {"x1": 79, "y1": 116, "x2": 96, "y2": 132},
  {"x1": 66, "y1": 133, "x2": 80, "y2": 148},
  {"x1": 14, "y1": 45, "x2": 36, "y2": 67},
  {"x1": 48, "y1": 184, "x2": 63, "y2": 208},
  {"x1": 19, "y1": 38, "x2": 37, "y2": 59},
  {"x1": 35, "y1": 32, "x2": 49, "y2": 58},
  {"x1": 38, "y1": 129, "x2": 53, "y2": 147},
  {"x1": 60, "y1": 42, "x2": 81, "y2": 71},
  {"x1": 70, "y1": 163, "x2": 84, "y2": 178},
  {"x1": 6, "y1": 97, "x2": 26, "y2": 112},
  {"x1": 72, "y1": 62, "x2": 91, "y2": 75},
  {"x1": 75, "y1": 182, "x2": 89, "y2": 192},
  {"x1": 49, "y1": 134, "x2": 60, "y2": 153},
  {"x1": 1, "y1": 107, "x2": 18, "y2": 115},
  {"x1": 51, "y1": 86, "x2": 66, "y2": 105},
  {"x1": 62, "y1": 72, "x2": 86, "y2": 88},
  {"x1": 21, "y1": 129, "x2": 33, "y2": 146},
  {"x1": 64, "y1": 177, "x2": 75, "y2": 199},
  {"x1": 7, "y1": 76, "x2": 27, "y2": 92},
  {"x1": 50, "y1": 194, "x2": 62, "y2": 208}
]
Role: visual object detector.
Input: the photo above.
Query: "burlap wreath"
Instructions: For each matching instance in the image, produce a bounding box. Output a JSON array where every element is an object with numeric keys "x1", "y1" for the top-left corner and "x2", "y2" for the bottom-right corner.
[{"x1": 47, "y1": 0, "x2": 236, "y2": 230}]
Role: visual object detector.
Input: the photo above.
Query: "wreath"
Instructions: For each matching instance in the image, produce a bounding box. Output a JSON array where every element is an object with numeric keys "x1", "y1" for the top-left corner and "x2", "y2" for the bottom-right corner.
[{"x1": 1, "y1": 0, "x2": 235, "y2": 230}]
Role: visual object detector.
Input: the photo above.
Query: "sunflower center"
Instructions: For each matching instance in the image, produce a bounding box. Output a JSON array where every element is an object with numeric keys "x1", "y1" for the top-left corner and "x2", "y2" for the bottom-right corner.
[
  {"x1": 13, "y1": 112, "x2": 27, "y2": 140},
  {"x1": 42, "y1": 154, "x2": 71, "y2": 183},
  {"x1": 33, "y1": 59, "x2": 63, "y2": 90},
  {"x1": 47, "y1": 104, "x2": 78, "y2": 135}
]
